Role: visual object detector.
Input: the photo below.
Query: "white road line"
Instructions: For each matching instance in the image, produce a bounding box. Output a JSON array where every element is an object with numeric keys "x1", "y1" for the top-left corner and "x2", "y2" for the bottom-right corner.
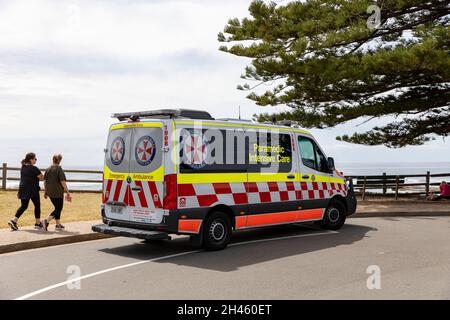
[
  {"x1": 15, "y1": 229, "x2": 335, "y2": 300},
  {"x1": 15, "y1": 250, "x2": 202, "y2": 300}
]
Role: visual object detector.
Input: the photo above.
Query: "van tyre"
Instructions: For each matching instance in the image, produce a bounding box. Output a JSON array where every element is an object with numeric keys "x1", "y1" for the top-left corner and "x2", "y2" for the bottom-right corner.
[
  {"x1": 321, "y1": 200, "x2": 346, "y2": 230},
  {"x1": 203, "y1": 211, "x2": 232, "y2": 251}
]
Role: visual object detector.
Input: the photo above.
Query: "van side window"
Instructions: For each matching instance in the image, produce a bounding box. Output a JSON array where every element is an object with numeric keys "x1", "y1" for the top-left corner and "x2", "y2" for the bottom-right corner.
[
  {"x1": 179, "y1": 128, "x2": 247, "y2": 174},
  {"x1": 315, "y1": 145, "x2": 329, "y2": 173},
  {"x1": 297, "y1": 137, "x2": 316, "y2": 170},
  {"x1": 298, "y1": 136, "x2": 329, "y2": 173},
  {"x1": 247, "y1": 132, "x2": 292, "y2": 173}
]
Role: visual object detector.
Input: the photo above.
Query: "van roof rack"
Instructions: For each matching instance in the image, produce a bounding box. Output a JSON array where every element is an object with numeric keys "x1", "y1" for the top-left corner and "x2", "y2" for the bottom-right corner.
[
  {"x1": 216, "y1": 118, "x2": 253, "y2": 123},
  {"x1": 112, "y1": 109, "x2": 214, "y2": 121},
  {"x1": 276, "y1": 119, "x2": 300, "y2": 127}
]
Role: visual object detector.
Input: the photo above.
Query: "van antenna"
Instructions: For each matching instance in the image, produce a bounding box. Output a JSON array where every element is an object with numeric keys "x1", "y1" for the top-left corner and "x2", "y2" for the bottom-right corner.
[{"x1": 238, "y1": 106, "x2": 241, "y2": 120}]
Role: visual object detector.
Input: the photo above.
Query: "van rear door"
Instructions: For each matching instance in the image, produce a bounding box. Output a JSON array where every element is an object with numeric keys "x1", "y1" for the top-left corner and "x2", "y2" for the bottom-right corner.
[{"x1": 103, "y1": 122, "x2": 165, "y2": 224}]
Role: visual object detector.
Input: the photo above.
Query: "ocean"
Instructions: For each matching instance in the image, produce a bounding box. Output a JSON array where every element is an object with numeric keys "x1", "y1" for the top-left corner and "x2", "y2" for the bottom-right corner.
[{"x1": 3, "y1": 162, "x2": 450, "y2": 192}]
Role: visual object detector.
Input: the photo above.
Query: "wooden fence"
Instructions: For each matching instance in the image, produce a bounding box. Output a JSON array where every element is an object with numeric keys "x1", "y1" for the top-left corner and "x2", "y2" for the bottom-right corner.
[
  {"x1": 2, "y1": 162, "x2": 450, "y2": 199},
  {"x1": 349, "y1": 172, "x2": 450, "y2": 200},
  {"x1": 1, "y1": 163, "x2": 103, "y2": 193}
]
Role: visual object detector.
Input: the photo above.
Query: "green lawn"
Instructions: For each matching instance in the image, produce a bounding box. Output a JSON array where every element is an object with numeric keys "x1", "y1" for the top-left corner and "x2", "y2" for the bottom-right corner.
[{"x1": 0, "y1": 190, "x2": 102, "y2": 228}]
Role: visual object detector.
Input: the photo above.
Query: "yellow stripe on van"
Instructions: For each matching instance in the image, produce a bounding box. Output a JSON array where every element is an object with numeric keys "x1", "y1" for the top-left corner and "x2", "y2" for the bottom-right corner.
[
  {"x1": 248, "y1": 173, "x2": 300, "y2": 182},
  {"x1": 174, "y1": 120, "x2": 311, "y2": 136},
  {"x1": 298, "y1": 175, "x2": 344, "y2": 184},
  {"x1": 177, "y1": 173, "x2": 299, "y2": 184},
  {"x1": 103, "y1": 166, "x2": 164, "y2": 182},
  {"x1": 177, "y1": 173, "x2": 247, "y2": 184},
  {"x1": 330, "y1": 177, "x2": 345, "y2": 184},
  {"x1": 111, "y1": 122, "x2": 163, "y2": 130},
  {"x1": 176, "y1": 172, "x2": 344, "y2": 184}
]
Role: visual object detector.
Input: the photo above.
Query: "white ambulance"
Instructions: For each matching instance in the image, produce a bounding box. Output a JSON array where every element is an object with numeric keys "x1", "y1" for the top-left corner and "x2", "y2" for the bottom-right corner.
[{"x1": 92, "y1": 109, "x2": 357, "y2": 250}]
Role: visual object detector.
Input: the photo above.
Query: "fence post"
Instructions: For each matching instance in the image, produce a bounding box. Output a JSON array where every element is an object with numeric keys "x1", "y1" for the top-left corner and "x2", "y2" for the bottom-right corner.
[
  {"x1": 362, "y1": 176, "x2": 367, "y2": 201},
  {"x1": 2, "y1": 163, "x2": 6, "y2": 190},
  {"x1": 382, "y1": 172, "x2": 387, "y2": 195},
  {"x1": 425, "y1": 171, "x2": 430, "y2": 197},
  {"x1": 395, "y1": 175, "x2": 399, "y2": 200}
]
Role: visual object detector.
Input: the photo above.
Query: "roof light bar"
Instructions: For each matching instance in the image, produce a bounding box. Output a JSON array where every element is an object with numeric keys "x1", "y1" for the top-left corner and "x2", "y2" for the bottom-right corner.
[{"x1": 111, "y1": 109, "x2": 214, "y2": 121}]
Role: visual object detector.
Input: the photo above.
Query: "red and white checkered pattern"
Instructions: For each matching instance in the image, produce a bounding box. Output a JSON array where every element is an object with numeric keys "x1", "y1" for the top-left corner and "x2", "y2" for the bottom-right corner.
[
  {"x1": 102, "y1": 179, "x2": 163, "y2": 209},
  {"x1": 177, "y1": 181, "x2": 347, "y2": 209}
]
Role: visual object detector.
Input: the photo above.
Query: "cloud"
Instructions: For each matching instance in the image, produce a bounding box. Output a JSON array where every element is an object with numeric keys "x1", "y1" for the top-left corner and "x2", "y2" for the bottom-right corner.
[
  {"x1": 0, "y1": 0, "x2": 449, "y2": 169},
  {"x1": 0, "y1": 0, "x2": 249, "y2": 59},
  {"x1": 0, "y1": 47, "x2": 229, "y2": 76}
]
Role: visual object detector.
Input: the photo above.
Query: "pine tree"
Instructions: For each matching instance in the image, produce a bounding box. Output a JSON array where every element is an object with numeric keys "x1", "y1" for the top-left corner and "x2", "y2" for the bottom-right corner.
[{"x1": 218, "y1": 0, "x2": 450, "y2": 147}]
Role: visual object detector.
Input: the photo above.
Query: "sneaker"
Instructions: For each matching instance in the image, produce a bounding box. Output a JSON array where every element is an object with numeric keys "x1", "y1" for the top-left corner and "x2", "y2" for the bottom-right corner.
[
  {"x1": 34, "y1": 222, "x2": 44, "y2": 230},
  {"x1": 42, "y1": 219, "x2": 49, "y2": 231},
  {"x1": 55, "y1": 224, "x2": 65, "y2": 231},
  {"x1": 8, "y1": 220, "x2": 18, "y2": 231}
]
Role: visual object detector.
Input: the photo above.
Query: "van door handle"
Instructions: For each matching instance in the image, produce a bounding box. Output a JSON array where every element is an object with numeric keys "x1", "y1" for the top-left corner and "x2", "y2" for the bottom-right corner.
[
  {"x1": 106, "y1": 201, "x2": 126, "y2": 207},
  {"x1": 302, "y1": 175, "x2": 310, "y2": 179},
  {"x1": 132, "y1": 187, "x2": 142, "y2": 192},
  {"x1": 287, "y1": 174, "x2": 295, "y2": 179}
]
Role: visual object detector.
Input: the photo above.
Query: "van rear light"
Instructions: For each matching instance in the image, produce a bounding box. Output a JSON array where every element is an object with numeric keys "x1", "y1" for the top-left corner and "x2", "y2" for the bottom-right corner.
[
  {"x1": 102, "y1": 171, "x2": 105, "y2": 203},
  {"x1": 163, "y1": 174, "x2": 177, "y2": 210}
]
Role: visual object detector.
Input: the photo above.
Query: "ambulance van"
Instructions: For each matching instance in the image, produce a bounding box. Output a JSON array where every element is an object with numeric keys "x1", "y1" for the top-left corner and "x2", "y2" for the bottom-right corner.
[{"x1": 92, "y1": 109, "x2": 357, "y2": 250}]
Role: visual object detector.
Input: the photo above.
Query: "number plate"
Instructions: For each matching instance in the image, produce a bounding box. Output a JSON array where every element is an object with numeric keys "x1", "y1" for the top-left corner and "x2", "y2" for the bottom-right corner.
[{"x1": 110, "y1": 205, "x2": 124, "y2": 214}]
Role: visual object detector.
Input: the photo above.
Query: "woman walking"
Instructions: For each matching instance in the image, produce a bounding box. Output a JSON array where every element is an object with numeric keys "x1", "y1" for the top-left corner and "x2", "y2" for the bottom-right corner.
[
  {"x1": 42, "y1": 154, "x2": 71, "y2": 231},
  {"x1": 8, "y1": 153, "x2": 44, "y2": 231}
]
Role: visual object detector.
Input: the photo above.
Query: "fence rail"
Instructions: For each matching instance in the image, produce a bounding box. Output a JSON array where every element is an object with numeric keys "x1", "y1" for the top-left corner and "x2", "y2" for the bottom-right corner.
[
  {"x1": 2, "y1": 163, "x2": 450, "y2": 200},
  {"x1": 1, "y1": 163, "x2": 103, "y2": 193},
  {"x1": 349, "y1": 171, "x2": 450, "y2": 200}
]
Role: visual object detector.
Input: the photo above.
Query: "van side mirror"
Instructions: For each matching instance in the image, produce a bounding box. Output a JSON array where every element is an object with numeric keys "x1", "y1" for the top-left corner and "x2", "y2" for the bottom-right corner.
[{"x1": 327, "y1": 157, "x2": 335, "y2": 172}]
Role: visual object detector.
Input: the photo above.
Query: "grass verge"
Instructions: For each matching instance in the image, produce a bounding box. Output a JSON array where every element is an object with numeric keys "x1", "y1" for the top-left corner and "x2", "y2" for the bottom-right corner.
[{"x1": 0, "y1": 190, "x2": 101, "y2": 228}]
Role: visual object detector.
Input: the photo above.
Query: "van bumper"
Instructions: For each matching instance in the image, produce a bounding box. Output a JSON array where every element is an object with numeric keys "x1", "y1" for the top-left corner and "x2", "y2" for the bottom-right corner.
[
  {"x1": 92, "y1": 224, "x2": 171, "y2": 240},
  {"x1": 345, "y1": 179, "x2": 357, "y2": 216},
  {"x1": 100, "y1": 206, "x2": 173, "y2": 233}
]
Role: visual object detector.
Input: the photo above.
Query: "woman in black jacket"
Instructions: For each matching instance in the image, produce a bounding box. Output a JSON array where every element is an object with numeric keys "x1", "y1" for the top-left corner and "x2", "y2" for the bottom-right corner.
[{"x1": 8, "y1": 152, "x2": 44, "y2": 230}]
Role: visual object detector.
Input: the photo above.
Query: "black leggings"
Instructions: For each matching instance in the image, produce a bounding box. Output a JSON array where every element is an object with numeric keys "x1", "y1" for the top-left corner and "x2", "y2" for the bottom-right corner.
[
  {"x1": 50, "y1": 197, "x2": 64, "y2": 220},
  {"x1": 15, "y1": 196, "x2": 41, "y2": 219}
]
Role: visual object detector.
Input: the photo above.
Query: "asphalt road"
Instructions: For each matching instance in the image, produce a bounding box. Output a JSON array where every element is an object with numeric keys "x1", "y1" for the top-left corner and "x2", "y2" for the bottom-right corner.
[{"x1": 1, "y1": 217, "x2": 449, "y2": 300}]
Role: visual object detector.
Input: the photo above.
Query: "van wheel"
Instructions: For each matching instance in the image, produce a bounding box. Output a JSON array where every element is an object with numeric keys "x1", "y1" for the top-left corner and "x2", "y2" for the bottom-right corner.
[
  {"x1": 203, "y1": 211, "x2": 232, "y2": 251},
  {"x1": 320, "y1": 200, "x2": 346, "y2": 230}
]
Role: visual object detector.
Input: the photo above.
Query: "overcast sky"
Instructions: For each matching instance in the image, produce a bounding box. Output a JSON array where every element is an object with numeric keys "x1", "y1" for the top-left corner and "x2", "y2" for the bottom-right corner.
[{"x1": 0, "y1": 0, "x2": 449, "y2": 170}]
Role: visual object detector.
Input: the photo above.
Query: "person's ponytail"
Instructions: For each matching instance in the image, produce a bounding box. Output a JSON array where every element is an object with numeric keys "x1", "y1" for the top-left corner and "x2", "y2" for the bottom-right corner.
[{"x1": 21, "y1": 152, "x2": 36, "y2": 167}]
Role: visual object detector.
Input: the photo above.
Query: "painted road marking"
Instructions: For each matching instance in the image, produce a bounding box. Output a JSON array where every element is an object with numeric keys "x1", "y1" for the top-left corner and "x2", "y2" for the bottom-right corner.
[
  {"x1": 15, "y1": 250, "x2": 201, "y2": 300},
  {"x1": 15, "y1": 229, "x2": 335, "y2": 300}
]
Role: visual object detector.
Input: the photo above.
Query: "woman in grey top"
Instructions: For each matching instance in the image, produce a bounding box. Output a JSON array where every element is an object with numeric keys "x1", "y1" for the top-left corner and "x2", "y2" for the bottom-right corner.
[{"x1": 43, "y1": 154, "x2": 72, "y2": 231}]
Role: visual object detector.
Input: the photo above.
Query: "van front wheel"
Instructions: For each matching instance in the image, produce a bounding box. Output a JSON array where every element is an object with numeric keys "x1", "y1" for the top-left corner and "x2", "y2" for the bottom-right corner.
[
  {"x1": 203, "y1": 211, "x2": 232, "y2": 251},
  {"x1": 320, "y1": 200, "x2": 346, "y2": 230}
]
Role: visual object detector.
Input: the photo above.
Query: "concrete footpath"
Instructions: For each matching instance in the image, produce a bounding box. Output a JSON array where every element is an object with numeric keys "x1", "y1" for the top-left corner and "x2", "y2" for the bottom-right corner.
[
  {"x1": 1, "y1": 201, "x2": 450, "y2": 255},
  {"x1": 0, "y1": 220, "x2": 113, "y2": 254}
]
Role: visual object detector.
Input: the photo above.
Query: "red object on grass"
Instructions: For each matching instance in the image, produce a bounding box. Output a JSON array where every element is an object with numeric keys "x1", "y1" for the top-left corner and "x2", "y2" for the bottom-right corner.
[{"x1": 440, "y1": 183, "x2": 450, "y2": 197}]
